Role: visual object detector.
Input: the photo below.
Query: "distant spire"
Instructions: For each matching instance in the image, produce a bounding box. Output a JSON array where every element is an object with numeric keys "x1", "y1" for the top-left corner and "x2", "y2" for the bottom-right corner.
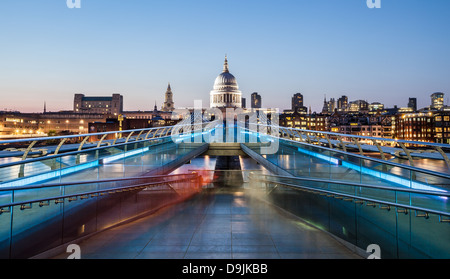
[
  {"x1": 44, "y1": 101, "x2": 46, "y2": 114},
  {"x1": 322, "y1": 95, "x2": 329, "y2": 113},
  {"x1": 223, "y1": 55, "x2": 229, "y2": 73},
  {"x1": 162, "y1": 82, "x2": 175, "y2": 112}
]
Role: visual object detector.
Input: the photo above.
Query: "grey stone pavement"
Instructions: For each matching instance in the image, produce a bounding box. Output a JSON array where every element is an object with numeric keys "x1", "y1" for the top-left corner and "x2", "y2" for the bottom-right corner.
[{"x1": 52, "y1": 187, "x2": 363, "y2": 259}]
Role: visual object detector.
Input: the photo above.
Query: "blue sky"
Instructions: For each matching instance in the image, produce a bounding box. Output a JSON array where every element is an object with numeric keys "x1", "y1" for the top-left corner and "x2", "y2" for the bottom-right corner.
[{"x1": 1, "y1": 0, "x2": 449, "y2": 113}]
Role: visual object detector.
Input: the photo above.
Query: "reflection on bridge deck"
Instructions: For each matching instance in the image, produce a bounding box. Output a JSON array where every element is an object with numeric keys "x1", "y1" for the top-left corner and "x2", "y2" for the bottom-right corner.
[{"x1": 51, "y1": 186, "x2": 362, "y2": 259}]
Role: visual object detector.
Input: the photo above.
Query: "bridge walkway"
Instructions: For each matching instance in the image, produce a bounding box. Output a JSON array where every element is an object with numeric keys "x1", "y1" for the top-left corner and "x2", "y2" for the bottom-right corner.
[
  {"x1": 50, "y1": 187, "x2": 362, "y2": 259},
  {"x1": 2, "y1": 124, "x2": 449, "y2": 259}
]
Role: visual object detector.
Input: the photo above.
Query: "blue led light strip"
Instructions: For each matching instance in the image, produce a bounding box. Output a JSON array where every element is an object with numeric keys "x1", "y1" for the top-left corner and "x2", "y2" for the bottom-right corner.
[
  {"x1": 296, "y1": 148, "x2": 340, "y2": 165},
  {"x1": 2, "y1": 161, "x2": 99, "y2": 187},
  {"x1": 1, "y1": 147, "x2": 150, "y2": 187},
  {"x1": 297, "y1": 147, "x2": 447, "y2": 193},
  {"x1": 101, "y1": 147, "x2": 149, "y2": 164}
]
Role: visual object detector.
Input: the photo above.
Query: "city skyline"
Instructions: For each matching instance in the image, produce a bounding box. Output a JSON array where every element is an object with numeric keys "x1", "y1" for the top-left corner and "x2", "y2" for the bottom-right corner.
[{"x1": 1, "y1": 1, "x2": 450, "y2": 113}]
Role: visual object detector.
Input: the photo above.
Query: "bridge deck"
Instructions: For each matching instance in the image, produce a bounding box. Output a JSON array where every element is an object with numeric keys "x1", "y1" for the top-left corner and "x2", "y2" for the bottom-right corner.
[
  {"x1": 51, "y1": 187, "x2": 362, "y2": 259},
  {"x1": 2, "y1": 126, "x2": 448, "y2": 259}
]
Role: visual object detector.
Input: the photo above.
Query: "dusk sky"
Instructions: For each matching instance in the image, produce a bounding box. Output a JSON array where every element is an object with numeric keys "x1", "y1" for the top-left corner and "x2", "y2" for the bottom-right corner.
[{"x1": 1, "y1": 0, "x2": 449, "y2": 113}]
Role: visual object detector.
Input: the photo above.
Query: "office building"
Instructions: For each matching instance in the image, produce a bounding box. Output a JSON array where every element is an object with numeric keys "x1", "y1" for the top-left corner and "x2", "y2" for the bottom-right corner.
[
  {"x1": 251, "y1": 92, "x2": 262, "y2": 109},
  {"x1": 393, "y1": 112, "x2": 434, "y2": 143},
  {"x1": 408, "y1": 98, "x2": 417, "y2": 112},
  {"x1": 431, "y1": 92, "x2": 444, "y2": 110},
  {"x1": 74, "y1": 93, "x2": 123, "y2": 115},
  {"x1": 292, "y1": 93, "x2": 304, "y2": 111},
  {"x1": 369, "y1": 102, "x2": 384, "y2": 113},
  {"x1": 337, "y1": 95, "x2": 348, "y2": 112}
]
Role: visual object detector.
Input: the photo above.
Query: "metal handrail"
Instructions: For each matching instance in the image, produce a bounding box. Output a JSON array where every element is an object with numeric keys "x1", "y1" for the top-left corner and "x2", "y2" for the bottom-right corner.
[
  {"x1": 0, "y1": 124, "x2": 208, "y2": 169},
  {"x1": 0, "y1": 123, "x2": 204, "y2": 158},
  {"x1": 0, "y1": 174, "x2": 200, "y2": 210},
  {"x1": 242, "y1": 127, "x2": 450, "y2": 179},
  {"x1": 250, "y1": 174, "x2": 450, "y2": 219},
  {"x1": 279, "y1": 136, "x2": 450, "y2": 179},
  {"x1": 257, "y1": 123, "x2": 450, "y2": 149},
  {"x1": 0, "y1": 122, "x2": 213, "y2": 145},
  {"x1": 0, "y1": 127, "x2": 157, "y2": 145},
  {"x1": 0, "y1": 173, "x2": 197, "y2": 192},
  {"x1": 253, "y1": 123, "x2": 450, "y2": 172},
  {"x1": 257, "y1": 174, "x2": 450, "y2": 197},
  {"x1": 0, "y1": 134, "x2": 172, "y2": 169},
  {"x1": 0, "y1": 124, "x2": 193, "y2": 145}
]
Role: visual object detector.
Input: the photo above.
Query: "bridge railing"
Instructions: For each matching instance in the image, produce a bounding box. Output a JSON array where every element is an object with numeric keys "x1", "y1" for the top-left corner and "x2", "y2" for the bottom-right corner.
[
  {"x1": 0, "y1": 173, "x2": 202, "y2": 259},
  {"x1": 0, "y1": 124, "x2": 198, "y2": 161},
  {"x1": 249, "y1": 173, "x2": 450, "y2": 259},
  {"x1": 253, "y1": 123, "x2": 450, "y2": 173},
  {"x1": 0, "y1": 124, "x2": 209, "y2": 187},
  {"x1": 241, "y1": 123, "x2": 450, "y2": 194}
]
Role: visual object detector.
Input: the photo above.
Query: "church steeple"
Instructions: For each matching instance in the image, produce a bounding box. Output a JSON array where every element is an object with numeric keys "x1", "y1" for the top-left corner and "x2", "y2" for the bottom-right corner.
[
  {"x1": 223, "y1": 55, "x2": 229, "y2": 73},
  {"x1": 162, "y1": 82, "x2": 175, "y2": 112},
  {"x1": 322, "y1": 95, "x2": 329, "y2": 114}
]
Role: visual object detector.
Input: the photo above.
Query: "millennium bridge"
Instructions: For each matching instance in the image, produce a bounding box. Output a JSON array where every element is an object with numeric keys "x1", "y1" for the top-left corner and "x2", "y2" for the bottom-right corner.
[{"x1": 0, "y1": 120, "x2": 448, "y2": 259}]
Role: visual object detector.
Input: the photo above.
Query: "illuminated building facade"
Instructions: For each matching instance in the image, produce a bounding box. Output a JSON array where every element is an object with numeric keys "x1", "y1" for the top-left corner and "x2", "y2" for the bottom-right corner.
[
  {"x1": 292, "y1": 93, "x2": 304, "y2": 111},
  {"x1": 74, "y1": 94, "x2": 123, "y2": 115},
  {"x1": 393, "y1": 112, "x2": 434, "y2": 143},
  {"x1": 432, "y1": 111, "x2": 450, "y2": 144},
  {"x1": 431, "y1": 92, "x2": 444, "y2": 111},
  {"x1": 251, "y1": 92, "x2": 262, "y2": 109},
  {"x1": 280, "y1": 110, "x2": 328, "y2": 131},
  {"x1": 0, "y1": 111, "x2": 105, "y2": 137},
  {"x1": 337, "y1": 95, "x2": 348, "y2": 112}
]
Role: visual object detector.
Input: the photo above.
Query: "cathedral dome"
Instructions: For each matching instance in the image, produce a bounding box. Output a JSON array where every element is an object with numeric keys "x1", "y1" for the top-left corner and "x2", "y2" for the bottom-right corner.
[
  {"x1": 210, "y1": 56, "x2": 242, "y2": 108},
  {"x1": 213, "y1": 72, "x2": 239, "y2": 91},
  {"x1": 213, "y1": 56, "x2": 240, "y2": 92}
]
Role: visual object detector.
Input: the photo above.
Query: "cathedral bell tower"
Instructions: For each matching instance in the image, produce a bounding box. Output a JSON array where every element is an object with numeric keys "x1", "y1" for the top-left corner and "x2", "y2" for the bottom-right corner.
[{"x1": 162, "y1": 83, "x2": 175, "y2": 112}]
